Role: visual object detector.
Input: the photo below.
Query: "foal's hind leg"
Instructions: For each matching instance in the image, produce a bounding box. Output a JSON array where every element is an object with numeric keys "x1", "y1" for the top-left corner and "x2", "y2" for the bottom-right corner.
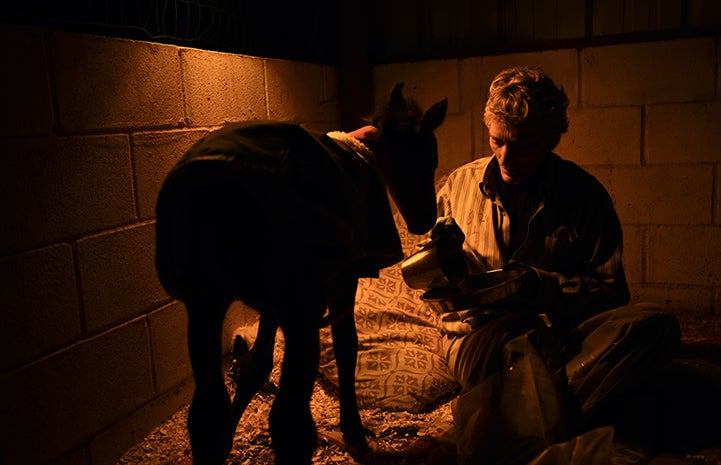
[
  {"x1": 270, "y1": 311, "x2": 324, "y2": 465},
  {"x1": 227, "y1": 313, "x2": 278, "y2": 433},
  {"x1": 185, "y1": 296, "x2": 234, "y2": 465}
]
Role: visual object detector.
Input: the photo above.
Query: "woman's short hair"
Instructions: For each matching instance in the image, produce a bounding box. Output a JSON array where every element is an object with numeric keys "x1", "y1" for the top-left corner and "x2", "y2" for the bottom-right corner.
[{"x1": 484, "y1": 66, "x2": 569, "y2": 148}]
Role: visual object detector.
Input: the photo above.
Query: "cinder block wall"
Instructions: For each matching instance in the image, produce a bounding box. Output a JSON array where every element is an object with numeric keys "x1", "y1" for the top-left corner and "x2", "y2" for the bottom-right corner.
[
  {"x1": 2, "y1": 22, "x2": 720, "y2": 465},
  {"x1": 374, "y1": 34, "x2": 721, "y2": 322},
  {"x1": 0, "y1": 25, "x2": 339, "y2": 465}
]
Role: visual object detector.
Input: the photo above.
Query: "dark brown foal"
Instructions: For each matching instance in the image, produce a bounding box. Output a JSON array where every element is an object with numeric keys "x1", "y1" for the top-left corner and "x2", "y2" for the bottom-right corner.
[{"x1": 155, "y1": 83, "x2": 447, "y2": 465}]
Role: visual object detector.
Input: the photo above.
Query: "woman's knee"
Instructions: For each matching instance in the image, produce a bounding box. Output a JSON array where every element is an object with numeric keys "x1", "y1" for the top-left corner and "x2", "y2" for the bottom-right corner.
[{"x1": 615, "y1": 302, "x2": 681, "y2": 349}]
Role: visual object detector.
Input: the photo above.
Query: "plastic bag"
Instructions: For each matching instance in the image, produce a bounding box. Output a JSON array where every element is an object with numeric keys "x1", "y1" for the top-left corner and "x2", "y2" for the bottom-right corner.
[
  {"x1": 452, "y1": 329, "x2": 569, "y2": 465},
  {"x1": 527, "y1": 426, "x2": 614, "y2": 465}
]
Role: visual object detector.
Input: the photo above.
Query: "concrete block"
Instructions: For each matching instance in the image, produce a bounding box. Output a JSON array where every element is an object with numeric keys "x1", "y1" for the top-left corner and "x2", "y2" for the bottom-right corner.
[
  {"x1": 622, "y1": 225, "x2": 643, "y2": 285},
  {"x1": 77, "y1": 223, "x2": 168, "y2": 333},
  {"x1": 133, "y1": 129, "x2": 209, "y2": 219},
  {"x1": 558, "y1": 106, "x2": 642, "y2": 165},
  {"x1": 373, "y1": 59, "x2": 460, "y2": 114},
  {"x1": 0, "y1": 25, "x2": 53, "y2": 137},
  {"x1": 581, "y1": 37, "x2": 716, "y2": 106},
  {"x1": 265, "y1": 60, "x2": 340, "y2": 123},
  {"x1": 459, "y1": 58, "x2": 483, "y2": 114},
  {"x1": 0, "y1": 321, "x2": 153, "y2": 465},
  {"x1": 631, "y1": 284, "x2": 713, "y2": 318},
  {"x1": 479, "y1": 49, "x2": 579, "y2": 107},
  {"x1": 323, "y1": 67, "x2": 340, "y2": 120},
  {"x1": 50, "y1": 31, "x2": 184, "y2": 132},
  {"x1": 594, "y1": 165, "x2": 712, "y2": 225},
  {"x1": 0, "y1": 135, "x2": 135, "y2": 255},
  {"x1": 0, "y1": 244, "x2": 81, "y2": 372},
  {"x1": 181, "y1": 48, "x2": 266, "y2": 126},
  {"x1": 92, "y1": 378, "x2": 194, "y2": 465},
  {"x1": 435, "y1": 113, "x2": 473, "y2": 179},
  {"x1": 149, "y1": 302, "x2": 192, "y2": 393},
  {"x1": 473, "y1": 101, "x2": 490, "y2": 160},
  {"x1": 647, "y1": 225, "x2": 721, "y2": 286},
  {"x1": 646, "y1": 101, "x2": 721, "y2": 164}
]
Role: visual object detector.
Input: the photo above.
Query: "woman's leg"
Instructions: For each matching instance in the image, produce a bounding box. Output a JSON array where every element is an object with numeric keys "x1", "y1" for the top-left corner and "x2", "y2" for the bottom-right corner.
[{"x1": 565, "y1": 303, "x2": 681, "y2": 418}]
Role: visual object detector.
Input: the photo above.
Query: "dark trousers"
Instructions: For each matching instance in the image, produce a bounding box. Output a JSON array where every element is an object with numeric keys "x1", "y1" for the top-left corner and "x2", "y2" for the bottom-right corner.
[{"x1": 441, "y1": 303, "x2": 681, "y2": 465}]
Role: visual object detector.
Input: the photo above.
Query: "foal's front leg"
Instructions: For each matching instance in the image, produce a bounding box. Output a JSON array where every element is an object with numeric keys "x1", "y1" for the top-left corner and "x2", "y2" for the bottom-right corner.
[
  {"x1": 185, "y1": 296, "x2": 234, "y2": 465},
  {"x1": 328, "y1": 276, "x2": 374, "y2": 458}
]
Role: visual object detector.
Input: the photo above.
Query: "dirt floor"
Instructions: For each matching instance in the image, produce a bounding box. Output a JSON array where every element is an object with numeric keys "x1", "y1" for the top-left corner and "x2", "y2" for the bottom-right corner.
[{"x1": 117, "y1": 313, "x2": 721, "y2": 465}]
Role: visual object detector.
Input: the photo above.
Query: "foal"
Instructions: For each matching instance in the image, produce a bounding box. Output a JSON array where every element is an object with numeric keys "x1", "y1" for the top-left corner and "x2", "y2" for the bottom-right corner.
[{"x1": 155, "y1": 83, "x2": 447, "y2": 465}]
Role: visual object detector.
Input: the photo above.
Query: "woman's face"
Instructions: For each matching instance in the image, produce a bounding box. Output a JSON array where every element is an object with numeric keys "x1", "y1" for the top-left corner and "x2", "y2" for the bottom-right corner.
[{"x1": 487, "y1": 118, "x2": 550, "y2": 184}]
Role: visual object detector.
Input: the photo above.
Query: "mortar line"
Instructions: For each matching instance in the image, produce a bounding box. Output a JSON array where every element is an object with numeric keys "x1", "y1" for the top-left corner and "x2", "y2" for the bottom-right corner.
[
  {"x1": 128, "y1": 133, "x2": 141, "y2": 221},
  {"x1": 42, "y1": 29, "x2": 61, "y2": 136},
  {"x1": 263, "y1": 59, "x2": 270, "y2": 119},
  {"x1": 712, "y1": 164, "x2": 718, "y2": 226},
  {"x1": 146, "y1": 311, "x2": 159, "y2": 394},
  {"x1": 71, "y1": 241, "x2": 89, "y2": 335},
  {"x1": 641, "y1": 227, "x2": 649, "y2": 285},
  {"x1": 178, "y1": 48, "x2": 190, "y2": 127},
  {"x1": 639, "y1": 105, "x2": 647, "y2": 166}
]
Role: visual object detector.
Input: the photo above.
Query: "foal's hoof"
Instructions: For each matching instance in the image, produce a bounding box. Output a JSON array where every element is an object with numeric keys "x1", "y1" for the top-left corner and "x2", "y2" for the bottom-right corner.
[
  {"x1": 343, "y1": 428, "x2": 376, "y2": 462},
  {"x1": 345, "y1": 437, "x2": 373, "y2": 462},
  {"x1": 319, "y1": 429, "x2": 375, "y2": 463}
]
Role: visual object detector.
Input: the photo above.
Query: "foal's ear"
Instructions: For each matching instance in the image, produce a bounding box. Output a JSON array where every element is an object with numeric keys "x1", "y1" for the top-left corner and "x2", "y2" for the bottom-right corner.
[
  {"x1": 389, "y1": 82, "x2": 407, "y2": 110},
  {"x1": 421, "y1": 98, "x2": 448, "y2": 132}
]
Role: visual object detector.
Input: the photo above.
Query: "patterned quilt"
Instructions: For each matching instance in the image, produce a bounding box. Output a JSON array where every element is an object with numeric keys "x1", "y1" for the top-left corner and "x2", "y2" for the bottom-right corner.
[{"x1": 318, "y1": 212, "x2": 460, "y2": 413}]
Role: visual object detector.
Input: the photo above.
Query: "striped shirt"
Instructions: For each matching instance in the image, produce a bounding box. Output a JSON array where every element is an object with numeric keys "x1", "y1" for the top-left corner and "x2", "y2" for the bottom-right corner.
[{"x1": 436, "y1": 153, "x2": 630, "y2": 333}]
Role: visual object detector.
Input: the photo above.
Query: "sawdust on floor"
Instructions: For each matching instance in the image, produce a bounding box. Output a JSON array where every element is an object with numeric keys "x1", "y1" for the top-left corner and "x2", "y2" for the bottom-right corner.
[
  {"x1": 117, "y1": 378, "x2": 453, "y2": 465},
  {"x1": 116, "y1": 312, "x2": 721, "y2": 465},
  {"x1": 117, "y1": 342, "x2": 454, "y2": 465}
]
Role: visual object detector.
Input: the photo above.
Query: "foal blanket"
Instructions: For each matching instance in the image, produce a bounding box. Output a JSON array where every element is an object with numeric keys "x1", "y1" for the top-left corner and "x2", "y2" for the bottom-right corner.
[{"x1": 156, "y1": 120, "x2": 404, "y2": 298}]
